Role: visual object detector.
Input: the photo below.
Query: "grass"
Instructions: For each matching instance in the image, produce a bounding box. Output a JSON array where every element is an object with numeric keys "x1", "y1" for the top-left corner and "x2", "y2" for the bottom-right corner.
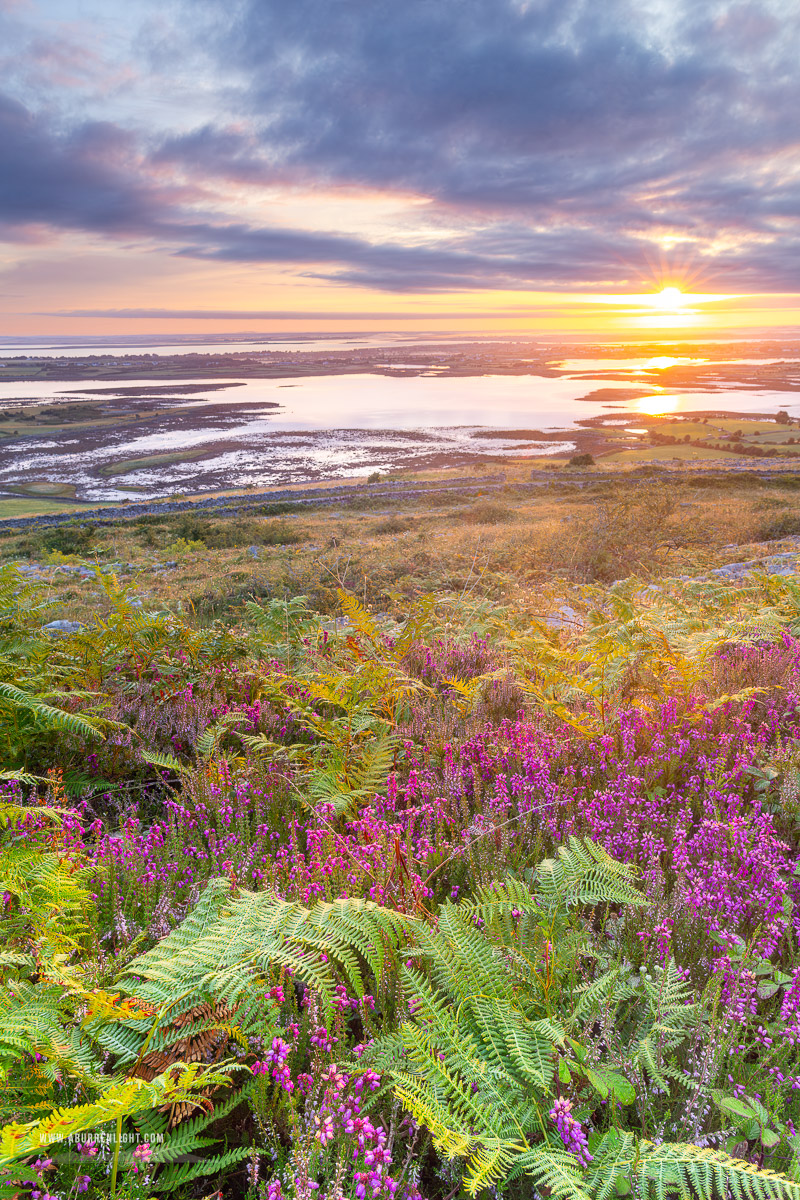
[
  {"x1": 712, "y1": 418, "x2": 794, "y2": 433},
  {"x1": 0, "y1": 497, "x2": 102, "y2": 518},
  {"x1": 98, "y1": 447, "x2": 215, "y2": 476},
  {"x1": 4, "y1": 463, "x2": 799, "y2": 620},
  {"x1": 3, "y1": 481, "x2": 77, "y2": 498},
  {"x1": 603, "y1": 443, "x2": 739, "y2": 462}
]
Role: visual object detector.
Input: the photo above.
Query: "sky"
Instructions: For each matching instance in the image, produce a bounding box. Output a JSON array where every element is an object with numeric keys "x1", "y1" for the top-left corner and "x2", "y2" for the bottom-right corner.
[{"x1": 2, "y1": 0, "x2": 800, "y2": 338}]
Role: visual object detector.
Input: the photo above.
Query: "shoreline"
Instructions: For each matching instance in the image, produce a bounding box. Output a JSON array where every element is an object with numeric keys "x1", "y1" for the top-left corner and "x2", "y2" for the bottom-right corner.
[{"x1": 1, "y1": 340, "x2": 800, "y2": 503}]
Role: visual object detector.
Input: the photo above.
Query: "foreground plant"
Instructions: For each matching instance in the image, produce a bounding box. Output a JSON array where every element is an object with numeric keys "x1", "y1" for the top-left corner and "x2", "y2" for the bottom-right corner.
[{"x1": 369, "y1": 841, "x2": 800, "y2": 1199}]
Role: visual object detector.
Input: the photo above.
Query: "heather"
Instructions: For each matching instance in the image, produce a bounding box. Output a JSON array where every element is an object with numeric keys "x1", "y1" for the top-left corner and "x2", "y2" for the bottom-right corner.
[{"x1": 4, "y1": 560, "x2": 800, "y2": 1199}]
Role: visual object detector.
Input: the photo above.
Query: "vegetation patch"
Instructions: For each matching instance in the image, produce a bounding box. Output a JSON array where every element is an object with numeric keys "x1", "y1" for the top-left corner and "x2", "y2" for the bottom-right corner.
[
  {"x1": 3, "y1": 480, "x2": 77, "y2": 498},
  {"x1": 98, "y1": 447, "x2": 216, "y2": 476},
  {"x1": 5, "y1": 467, "x2": 800, "y2": 1199}
]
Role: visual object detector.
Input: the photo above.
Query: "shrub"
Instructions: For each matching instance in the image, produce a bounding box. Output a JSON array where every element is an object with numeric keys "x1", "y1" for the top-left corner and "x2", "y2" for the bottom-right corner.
[
  {"x1": 372, "y1": 516, "x2": 416, "y2": 535},
  {"x1": 540, "y1": 482, "x2": 679, "y2": 581},
  {"x1": 143, "y1": 513, "x2": 307, "y2": 549},
  {"x1": 41, "y1": 521, "x2": 96, "y2": 556},
  {"x1": 568, "y1": 452, "x2": 595, "y2": 466},
  {"x1": 260, "y1": 519, "x2": 307, "y2": 546},
  {"x1": 757, "y1": 512, "x2": 800, "y2": 540},
  {"x1": 459, "y1": 500, "x2": 513, "y2": 525}
]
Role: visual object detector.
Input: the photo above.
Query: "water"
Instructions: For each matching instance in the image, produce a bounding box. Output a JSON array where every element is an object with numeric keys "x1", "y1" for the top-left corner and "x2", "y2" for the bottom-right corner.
[
  {"x1": 2, "y1": 350, "x2": 799, "y2": 501},
  {"x1": 0, "y1": 332, "x2": 510, "y2": 357}
]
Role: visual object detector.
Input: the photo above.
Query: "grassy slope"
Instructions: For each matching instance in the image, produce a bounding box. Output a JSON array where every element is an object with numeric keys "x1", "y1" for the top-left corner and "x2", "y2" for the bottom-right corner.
[{"x1": 4, "y1": 462, "x2": 800, "y2": 626}]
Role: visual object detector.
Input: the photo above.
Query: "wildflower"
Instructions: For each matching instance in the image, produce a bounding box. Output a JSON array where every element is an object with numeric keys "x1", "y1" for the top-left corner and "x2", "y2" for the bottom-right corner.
[{"x1": 549, "y1": 1097, "x2": 593, "y2": 1166}]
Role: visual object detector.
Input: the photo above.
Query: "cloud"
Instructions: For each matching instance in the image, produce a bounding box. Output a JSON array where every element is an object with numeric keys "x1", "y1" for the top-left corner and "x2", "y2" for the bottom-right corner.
[
  {"x1": 0, "y1": 91, "x2": 191, "y2": 237},
  {"x1": 159, "y1": 0, "x2": 800, "y2": 288},
  {"x1": 37, "y1": 308, "x2": 519, "y2": 320},
  {"x1": 193, "y1": 0, "x2": 796, "y2": 211},
  {"x1": 2, "y1": 0, "x2": 800, "y2": 298},
  {"x1": 150, "y1": 125, "x2": 280, "y2": 185}
]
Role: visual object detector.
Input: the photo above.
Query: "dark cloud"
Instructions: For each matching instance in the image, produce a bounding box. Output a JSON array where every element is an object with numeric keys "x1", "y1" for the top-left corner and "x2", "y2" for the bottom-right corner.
[
  {"x1": 159, "y1": 0, "x2": 800, "y2": 289},
  {"x1": 150, "y1": 125, "x2": 279, "y2": 184},
  {"x1": 197, "y1": 0, "x2": 799, "y2": 209},
  {"x1": 166, "y1": 217, "x2": 660, "y2": 291},
  {"x1": 2, "y1": 0, "x2": 800, "y2": 296},
  {"x1": 0, "y1": 92, "x2": 187, "y2": 236}
]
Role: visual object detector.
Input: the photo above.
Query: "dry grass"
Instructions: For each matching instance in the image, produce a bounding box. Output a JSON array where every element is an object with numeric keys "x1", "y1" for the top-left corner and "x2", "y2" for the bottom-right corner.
[{"x1": 3, "y1": 465, "x2": 800, "y2": 624}]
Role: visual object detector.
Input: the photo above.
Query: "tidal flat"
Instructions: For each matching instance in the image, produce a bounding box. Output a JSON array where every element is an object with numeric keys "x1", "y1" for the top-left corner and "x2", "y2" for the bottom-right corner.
[{"x1": 1, "y1": 338, "x2": 800, "y2": 501}]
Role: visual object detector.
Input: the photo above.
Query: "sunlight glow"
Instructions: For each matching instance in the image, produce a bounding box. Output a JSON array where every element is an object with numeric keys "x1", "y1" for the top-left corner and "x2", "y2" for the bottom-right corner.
[
  {"x1": 644, "y1": 356, "x2": 683, "y2": 368},
  {"x1": 650, "y1": 287, "x2": 685, "y2": 310},
  {"x1": 635, "y1": 393, "x2": 680, "y2": 417}
]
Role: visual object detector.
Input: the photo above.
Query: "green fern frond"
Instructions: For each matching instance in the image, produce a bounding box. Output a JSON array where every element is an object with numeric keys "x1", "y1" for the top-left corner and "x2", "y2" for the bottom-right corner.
[
  {"x1": 634, "y1": 1140, "x2": 800, "y2": 1200},
  {"x1": 0, "y1": 771, "x2": 47, "y2": 788},
  {"x1": 120, "y1": 882, "x2": 410, "y2": 1015},
  {"x1": 0, "y1": 801, "x2": 63, "y2": 829},
  {"x1": 141, "y1": 749, "x2": 185, "y2": 773},
  {"x1": 309, "y1": 732, "x2": 397, "y2": 817},
  {"x1": 155, "y1": 1146, "x2": 253, "y2": 1191},
  {"x1": 534, "y1": 836, "x2": 646, "y2": 909},
  {"x1": 0, "y1": 1063, "x2": 233, "y2": 1169},
  {"x1": 509, "y1": 1144, "x2": 593, "y2": 1200},
  {"x1": 0, "y1": 681, "x2": 102, "y2": 741}
]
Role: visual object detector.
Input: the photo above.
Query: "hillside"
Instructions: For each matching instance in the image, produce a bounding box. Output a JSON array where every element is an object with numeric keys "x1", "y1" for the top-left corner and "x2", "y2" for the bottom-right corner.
[{"x1": 3, "y1": 471, "x2": 800, "y2": 1199}]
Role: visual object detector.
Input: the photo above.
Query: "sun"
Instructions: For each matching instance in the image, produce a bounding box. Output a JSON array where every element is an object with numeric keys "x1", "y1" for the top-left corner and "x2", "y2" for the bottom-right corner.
[{"x1": 650, "y1": 286, "x2": 685, "y2": 311}]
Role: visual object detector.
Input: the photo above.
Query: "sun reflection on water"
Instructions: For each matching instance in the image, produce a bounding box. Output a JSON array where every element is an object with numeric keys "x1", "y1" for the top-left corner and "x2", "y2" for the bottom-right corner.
[{"x1": 635, "y1": 393, "x2": 680, "y2": 417}]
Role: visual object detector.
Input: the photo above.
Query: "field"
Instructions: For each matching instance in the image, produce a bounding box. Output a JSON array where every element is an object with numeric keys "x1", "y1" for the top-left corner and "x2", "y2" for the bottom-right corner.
[
  {"x1": 5, "y1": 463, "x2": 800, "y2": 617},
  {"x1": 2, "y1": 353, "x2": 800, "y2": 503},
  {"x1": 98, "y1": 448, "x2": 217, "y2": 476},
  {"x1": 602, "y1": 442, "x2": 738, "y2": 462},
  {"x1": 5, "y1": 466, "x2": 800, "y2": 1199},
  {"x1": 0, "y1": 496, "x2": 102, "y2": 518}
]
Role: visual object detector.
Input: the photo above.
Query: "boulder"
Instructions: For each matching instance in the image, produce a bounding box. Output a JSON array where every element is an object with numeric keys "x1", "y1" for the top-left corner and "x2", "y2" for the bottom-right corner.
[{"x1": 42, "y1": 619, "x2": 84, "y2": 636}]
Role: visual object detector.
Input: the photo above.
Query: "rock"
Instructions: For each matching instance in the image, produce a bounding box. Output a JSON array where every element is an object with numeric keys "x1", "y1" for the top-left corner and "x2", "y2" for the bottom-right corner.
[
  {"x1": 708, "y1": 552, "x2": 799, "y2": 583},
  {"x1": 710, "y1": 562, "x2": 748, "y2": 581},
  {"x1": 544, "y1": 604, "x2": 582, "y2": 631},
  {"x1": 42, "y1": 620, "x2": 84, "y2": 635}
]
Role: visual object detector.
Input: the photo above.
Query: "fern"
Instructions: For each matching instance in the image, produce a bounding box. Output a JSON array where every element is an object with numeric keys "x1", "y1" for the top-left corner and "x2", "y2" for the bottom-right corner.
[
  {"x1": 155, "y1": 1144, "x2": 253, "y2": 1191},
  {"x1": 534, "y1": 836, "x2": 647, "y2": 910},
  {"x1": 632, "y1": 1140, "x2": 800, "y2": 1200},
  {"x1": 126, "y1": 1080, "x2": 254, "y2": 1190},
  {"x1": 366, "y1": 854, "x2": 800, "y2": 1199},
  {"x1": 0, "y1": 1063, "x2": 234, "y2": 1170},
  {"x1": 308, "y1": 731, "x2": 398, "y2": 817},
  {"x1": 118, "y1": 880, "x2": 410, "y2": 1016},
  {"x1": 0, "y1": 800, "x2": 64, "y2": 828},
  {"x1": 0, "y1": 681, "x2": 102, "y2": 742}
]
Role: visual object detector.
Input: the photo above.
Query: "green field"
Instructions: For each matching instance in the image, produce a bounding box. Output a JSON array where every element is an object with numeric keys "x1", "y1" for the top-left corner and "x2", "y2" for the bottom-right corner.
[
  {"x1": 98, "y1": 447, "x2": 213, "y2": 476},
  {"x1": 0, "y1": 497, "x2": 101, "y2": 518},
  {"x1": 4, "y1": 481, "x2": 77, "y2": 499},
  {"x1": 603, "y1": 442, "x2": 739, "y2": 462}
]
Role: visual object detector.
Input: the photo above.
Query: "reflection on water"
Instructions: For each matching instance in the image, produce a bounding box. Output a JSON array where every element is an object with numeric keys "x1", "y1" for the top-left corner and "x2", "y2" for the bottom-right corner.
[
  {"x1": 1, "y1": 360, "x2": 800, "y2": 501},
  {"x1": 550, "y1": 356, "x2": 705, "y2": 371},
  {"x1": 0, "y1": 332, "x2": 502, "y2": 358}
]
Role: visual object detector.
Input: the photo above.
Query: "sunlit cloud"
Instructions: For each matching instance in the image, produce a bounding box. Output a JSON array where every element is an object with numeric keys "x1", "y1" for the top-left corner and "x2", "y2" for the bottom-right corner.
[{"x1": 0, "y1": 0, "x2": 799, "y2": 332}]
